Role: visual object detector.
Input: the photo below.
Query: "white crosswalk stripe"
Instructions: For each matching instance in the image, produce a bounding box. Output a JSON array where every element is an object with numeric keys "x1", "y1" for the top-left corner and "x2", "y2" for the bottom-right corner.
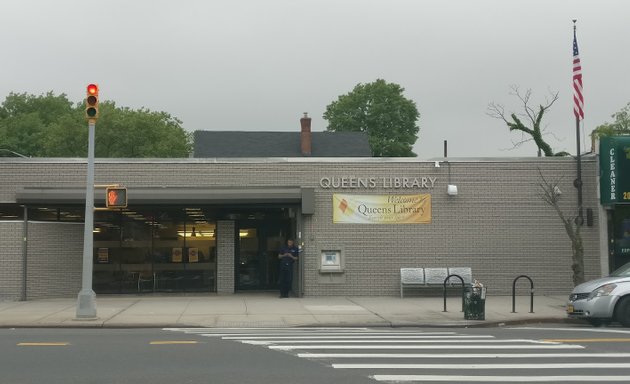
[{"x1": 163, "y1": 327, "x2": 630, "y2": 383}]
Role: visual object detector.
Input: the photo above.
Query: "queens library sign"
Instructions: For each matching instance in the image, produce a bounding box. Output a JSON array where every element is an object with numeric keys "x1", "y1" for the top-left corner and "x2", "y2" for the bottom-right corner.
[
  {"x1": 333, "y1": 193, "x2": 432, "y2": 224},
  {"x1": 319, "y1": 176, "x2": 437, "y2": 189}
]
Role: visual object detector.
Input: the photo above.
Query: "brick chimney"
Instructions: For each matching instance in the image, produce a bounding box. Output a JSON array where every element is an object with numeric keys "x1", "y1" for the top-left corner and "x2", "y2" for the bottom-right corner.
[{"x1": 300, "y1": 112, "x2": 312, "y2": 156}]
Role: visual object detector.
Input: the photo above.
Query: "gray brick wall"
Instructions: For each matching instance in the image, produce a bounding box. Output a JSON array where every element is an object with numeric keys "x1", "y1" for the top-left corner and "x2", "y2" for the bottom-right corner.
[
  {"x1": 0, "y1": 157, "x2": 601, "y2": 297},
  {"x1": 26, "y1": 222, "x2": 83, "y2": 299},
  {"x1": 0, "y1": 222, "x2": 23, "y2": 300},
  {"x1": 216, "y1": 220, "x2": 235, "y2": 293},
  {"x1": 302, "y1": 160, "x2": 600, "y2": 296}
]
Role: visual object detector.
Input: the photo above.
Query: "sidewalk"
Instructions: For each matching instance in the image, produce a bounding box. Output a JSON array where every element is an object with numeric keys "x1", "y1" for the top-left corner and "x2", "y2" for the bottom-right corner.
[{"x1": 0, "y1": 294, "x2": 570, "y2": 328}]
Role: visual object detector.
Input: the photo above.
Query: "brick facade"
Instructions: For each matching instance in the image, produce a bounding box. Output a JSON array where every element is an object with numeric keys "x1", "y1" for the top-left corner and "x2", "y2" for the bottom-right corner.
[
  {"x1": 0, "y1": 222, "x2": 23, "y2": 300},
  {"x1": 216, "y1": 220, "x2": 235, "y2": 294},
  {"x1": 0, "y1": 157, "x2": 601, "y2": 298},
  {"x1": 26, "y1": 222, "x2": 83, "y2": 299}
]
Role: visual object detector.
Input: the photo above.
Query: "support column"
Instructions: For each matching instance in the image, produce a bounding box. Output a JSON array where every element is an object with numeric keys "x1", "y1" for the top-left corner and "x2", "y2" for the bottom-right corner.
[{"x1": 216, "y1": 220, "x2": 235, "y2": 293}]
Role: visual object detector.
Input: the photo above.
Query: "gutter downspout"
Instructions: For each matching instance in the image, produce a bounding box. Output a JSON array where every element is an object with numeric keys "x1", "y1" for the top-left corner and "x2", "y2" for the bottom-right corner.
[{"x1": 21, "y1": 205, "x2": 28, "y2": 301}]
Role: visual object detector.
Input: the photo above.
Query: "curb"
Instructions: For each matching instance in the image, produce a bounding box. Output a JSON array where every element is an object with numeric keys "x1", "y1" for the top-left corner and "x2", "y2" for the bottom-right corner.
[{"x1": 0, "y1": 317, "x2": 577, "y2": 329}]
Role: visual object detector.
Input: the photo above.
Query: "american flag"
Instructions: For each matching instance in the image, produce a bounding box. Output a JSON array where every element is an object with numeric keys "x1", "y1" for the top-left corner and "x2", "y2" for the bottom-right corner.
[{"x1": 573, "y1": 28, "x2": 584, "y2": 120}]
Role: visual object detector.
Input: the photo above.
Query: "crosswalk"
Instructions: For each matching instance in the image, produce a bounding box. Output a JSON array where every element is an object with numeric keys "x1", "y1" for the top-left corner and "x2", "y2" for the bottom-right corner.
[{"x1": 163, "y1": 327, "x2": 630, "y2": 383}]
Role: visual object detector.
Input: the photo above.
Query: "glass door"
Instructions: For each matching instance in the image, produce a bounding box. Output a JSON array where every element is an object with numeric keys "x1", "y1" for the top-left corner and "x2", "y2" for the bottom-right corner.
[
  {"x1": 235, "y1": 209, "x2": 294, "y2": 291},
  {"x1": 611, "y1": 206, "x2": 630, "y2": 271}
]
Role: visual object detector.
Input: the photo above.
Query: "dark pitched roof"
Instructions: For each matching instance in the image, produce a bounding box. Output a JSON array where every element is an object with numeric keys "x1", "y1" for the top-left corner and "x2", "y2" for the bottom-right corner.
[{"x1": 193, "y1": 131, "x2": 372, "y2": 157}]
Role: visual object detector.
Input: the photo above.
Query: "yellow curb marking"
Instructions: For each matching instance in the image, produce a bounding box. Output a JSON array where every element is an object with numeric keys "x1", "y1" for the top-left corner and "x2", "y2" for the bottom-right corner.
[
  {"x1": 150, "y1": 341, "x2": 198, "y2": 345},
  {"x1": 543, "y1": 338, "x2": 630, "y2": 343},
  {"x1": 17, "y1": 342, "x2": 69, "y2": 346}
]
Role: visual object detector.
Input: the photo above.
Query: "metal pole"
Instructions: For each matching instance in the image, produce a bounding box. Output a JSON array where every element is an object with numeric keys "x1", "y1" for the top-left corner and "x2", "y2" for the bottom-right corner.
[
  {"x1": 575, "y1": 115, "x2": 584, "y2": 224},
  {"x1": 573, "y1": 21, "x2": 584, "y2": 226},
  {"x1": 21, "y1": 205, "x2": 28, "y2": 301},
  {"x1": 76, "y1": 119, "x2": 97, "y2": 318}
]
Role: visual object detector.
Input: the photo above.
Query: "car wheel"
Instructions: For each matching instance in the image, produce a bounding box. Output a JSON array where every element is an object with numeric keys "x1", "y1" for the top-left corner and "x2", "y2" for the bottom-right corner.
[
  {"x1": 587, "y1": 318, "x2": 606, "y2": 327},
  {"x1": 616, "y1": 296, "x2": 630, "y2": 327}
]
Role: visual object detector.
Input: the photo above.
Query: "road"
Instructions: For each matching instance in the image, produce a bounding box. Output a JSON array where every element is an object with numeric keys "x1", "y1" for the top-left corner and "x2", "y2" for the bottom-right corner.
[{"x1": 3, "y1": 324, "x2": 630, "y2": 383}]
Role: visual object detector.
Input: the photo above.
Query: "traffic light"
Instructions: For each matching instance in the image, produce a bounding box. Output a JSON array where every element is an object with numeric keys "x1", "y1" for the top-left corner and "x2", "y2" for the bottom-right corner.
[
  {"x1": 85, "y1": 83, "x2": 99, "y2": 120},
  {"x1": 105, "y1": 187, "x2": 127, "y2": 208}
]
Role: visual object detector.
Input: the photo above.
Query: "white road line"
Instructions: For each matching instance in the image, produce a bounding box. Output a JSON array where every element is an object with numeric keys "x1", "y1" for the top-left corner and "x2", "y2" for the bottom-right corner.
[
  {"x1": 168, "y1": 331, "x2": 458, "y2": 336},
  {"x1": 270, "y1": 344, "x2": 584, "y2": 350},
  {"x1": 233, "y1": 339, "x2": 556, "y2": 344},
  {"x1": 221, "y1": 335, "x2": 493, "y2": 340},
  {"x1": 298, "y1": 352, "x2": 630, "y2": 359},
  {"x1": 195, "y1": 332, "x2": 459, "y2": 337},
  {"x1": 163, "y1": 327, "x2": 370, "y2": 332},
  {"x1": 372, "y1": 375, "x2": 630, "y2": 382},
  {"x1": 512, "y1": 327, "x2": 630, "y2": 335},
  {"x1": 334, "y1": 362, "x2": 630, "y2": 369}
]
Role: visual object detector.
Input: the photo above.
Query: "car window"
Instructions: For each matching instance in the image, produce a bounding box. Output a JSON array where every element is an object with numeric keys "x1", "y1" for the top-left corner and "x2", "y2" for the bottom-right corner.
[{"x1": 610, "y1": 262, "x2": 630, "y2": 277}]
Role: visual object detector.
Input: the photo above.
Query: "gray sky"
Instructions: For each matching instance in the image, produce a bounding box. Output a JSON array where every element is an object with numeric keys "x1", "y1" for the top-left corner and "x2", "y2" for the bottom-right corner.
[{"x1": 2, "y1": 0, "x2": 628, "y2": 158}]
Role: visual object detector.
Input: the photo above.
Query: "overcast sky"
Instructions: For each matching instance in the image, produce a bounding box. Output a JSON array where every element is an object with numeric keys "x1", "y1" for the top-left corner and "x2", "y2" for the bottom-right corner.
[{"x1": 2, "y1": 0, "x2": 628, "y2": 158}]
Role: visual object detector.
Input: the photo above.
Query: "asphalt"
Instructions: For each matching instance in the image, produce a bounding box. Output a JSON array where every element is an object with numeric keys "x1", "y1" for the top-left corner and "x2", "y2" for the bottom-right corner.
[{"x1": 0, "y1": 293, "x2": 573, "y2": 328}]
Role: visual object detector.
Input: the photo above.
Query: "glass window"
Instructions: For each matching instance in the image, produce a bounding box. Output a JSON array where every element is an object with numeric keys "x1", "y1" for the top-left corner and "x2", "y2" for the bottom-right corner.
[
  {"x1": 0, "y1": 204, "x2": 23, "y2": 220},
  {"x1": 28, "y1": 206, "x2": 84, "y2": 222},
  {"x1": 93, "y1": 206, "x2": 217, "y2": 294}
]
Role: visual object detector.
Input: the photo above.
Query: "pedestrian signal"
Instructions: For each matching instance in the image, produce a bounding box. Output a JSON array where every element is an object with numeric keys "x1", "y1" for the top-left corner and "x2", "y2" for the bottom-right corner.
[
  {"x1": 105, "y1": 187, "x2": 127, "y2": 208},
  {"x1": 85, "y1": 83, "x2": 99, "y2": 120}
]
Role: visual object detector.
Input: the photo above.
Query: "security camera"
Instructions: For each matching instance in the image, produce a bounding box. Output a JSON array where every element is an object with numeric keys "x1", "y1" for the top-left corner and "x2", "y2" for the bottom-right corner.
[
  {"x1": 553, "y1": 186, "x2": 562, "y2": 196},
  {"x1": 434, "y1": 161, "x2": 440, "y2": 168}
]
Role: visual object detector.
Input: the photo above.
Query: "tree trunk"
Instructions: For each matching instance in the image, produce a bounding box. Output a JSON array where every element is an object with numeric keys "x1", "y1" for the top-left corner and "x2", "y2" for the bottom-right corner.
[{"x1": 561, "y1": 216, "x2": 585, "y2": 286}]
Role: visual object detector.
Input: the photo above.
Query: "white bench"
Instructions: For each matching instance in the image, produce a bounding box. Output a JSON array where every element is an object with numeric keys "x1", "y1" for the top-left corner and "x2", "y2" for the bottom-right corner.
[{"x1": 400, "y1": 267, "x2": 473, "y2": 298}]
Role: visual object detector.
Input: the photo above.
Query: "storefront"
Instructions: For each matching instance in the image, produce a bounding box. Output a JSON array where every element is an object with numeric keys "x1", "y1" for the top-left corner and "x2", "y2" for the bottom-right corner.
[
  {"x1": 0, "y1": 156, "x2": 603, "y2": 300},
  {"x1": 599, "y1": 136, "x2": 630, "y2": 271}
]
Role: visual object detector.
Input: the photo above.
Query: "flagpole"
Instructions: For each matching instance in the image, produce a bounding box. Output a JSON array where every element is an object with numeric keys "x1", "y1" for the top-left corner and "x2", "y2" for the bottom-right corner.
[
  {"x1": 573, "y1": 19, "x2": 584, "y2": 226},
  {"x1": 575, "y1": 112, "x2": 583, "y2": 225}
]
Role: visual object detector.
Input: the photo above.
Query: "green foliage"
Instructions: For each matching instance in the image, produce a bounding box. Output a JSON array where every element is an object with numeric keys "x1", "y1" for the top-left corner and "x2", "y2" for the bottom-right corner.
[
  {"x1": 591, "y1": 102, "x2": 630, "y2": 139},
  {"x1": 0, "y1": 91, "x2": 192, "y2": 157},
  {"x1": 323, "y1": 79, "x2": 420, "y2": 157}
]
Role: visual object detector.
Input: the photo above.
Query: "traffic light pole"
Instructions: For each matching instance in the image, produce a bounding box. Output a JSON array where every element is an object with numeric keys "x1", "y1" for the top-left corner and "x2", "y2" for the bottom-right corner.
[{"x1": 76, "y1": 119, "x2": 97, "y2": 319}]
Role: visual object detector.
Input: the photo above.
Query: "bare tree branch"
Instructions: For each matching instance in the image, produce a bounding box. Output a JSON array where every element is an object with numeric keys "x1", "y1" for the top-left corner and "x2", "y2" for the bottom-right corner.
[
  {"x1": 537, "y1": 169, "x2": 584, "y2": 286},
  {"x1": 489, "y1": 86, "x2": 565, "y2": 157}
]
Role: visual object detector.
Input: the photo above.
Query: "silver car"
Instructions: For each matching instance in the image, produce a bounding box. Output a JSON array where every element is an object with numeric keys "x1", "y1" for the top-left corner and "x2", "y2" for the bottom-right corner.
[{"x1": 567, "y1": 262, "x2": 630, "y2": 326}]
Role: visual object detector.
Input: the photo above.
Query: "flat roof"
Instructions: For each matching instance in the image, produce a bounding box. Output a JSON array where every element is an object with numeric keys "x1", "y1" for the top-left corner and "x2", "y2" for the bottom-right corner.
[{"x1": 0, "y1": 154, "x2": 597, "y2": 165}]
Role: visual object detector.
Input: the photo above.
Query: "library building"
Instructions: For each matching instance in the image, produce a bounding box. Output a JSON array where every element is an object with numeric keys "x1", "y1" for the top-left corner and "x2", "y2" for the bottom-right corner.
[{"x1": 0, "y1": 116, "x2": 613, "y2": 301}]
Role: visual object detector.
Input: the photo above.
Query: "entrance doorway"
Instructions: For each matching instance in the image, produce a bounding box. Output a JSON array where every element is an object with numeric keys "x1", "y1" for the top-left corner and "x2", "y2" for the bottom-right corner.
[
  {"x1": 235, "y1": 208, "x2": 296, "y2": 291},
  {"x1": 611, "y1": 205, "x2": 630, "y2": 271}
]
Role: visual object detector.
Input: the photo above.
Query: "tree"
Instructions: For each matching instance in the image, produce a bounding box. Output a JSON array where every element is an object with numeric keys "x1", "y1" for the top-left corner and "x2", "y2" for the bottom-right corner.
[
  {"x1": 323, "y1": 79, "x2": 420, "y2": 157},
  {"x1": 0, "y1": 92, "x2": 76, "y2": 156},
  {"x1": 591, "y1": 102, "x2": 630, "y2": 139},
  {"x1": 488, "y1": 85, "x2": 569, "y2": 157},
  {"x1": 0, "y1": 92, "x2": 192, "y2": 157},
  {"x1": 538, "y1": 170, "x2": 585, "y2": 286}
]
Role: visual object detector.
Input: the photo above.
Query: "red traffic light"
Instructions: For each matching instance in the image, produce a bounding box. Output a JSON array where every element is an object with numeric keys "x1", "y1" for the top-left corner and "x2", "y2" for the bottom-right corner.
[
  {"x1": 87, "y1": 84, "x2": 98, "y2": 95},
  {"x1": 85, "y1": 83, "x2": 99, "y2": 120}
]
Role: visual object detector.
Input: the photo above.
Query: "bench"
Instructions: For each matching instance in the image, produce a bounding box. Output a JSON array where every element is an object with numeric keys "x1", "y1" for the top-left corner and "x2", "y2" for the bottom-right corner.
[{"x1": 400, "y1": 267, "x2": 473, "y2": 298}]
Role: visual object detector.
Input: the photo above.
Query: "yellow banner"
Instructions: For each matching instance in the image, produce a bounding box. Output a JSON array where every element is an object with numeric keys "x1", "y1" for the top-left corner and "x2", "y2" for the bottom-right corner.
[{"x1": 333, "y1": 194, "x2": 432, "y2": 224}]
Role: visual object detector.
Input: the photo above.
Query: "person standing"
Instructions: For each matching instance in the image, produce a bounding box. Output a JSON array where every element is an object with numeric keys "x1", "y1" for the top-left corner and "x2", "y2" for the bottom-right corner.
[{"x1": 278, "y1": 239, "x2": 299, "y2": 298}]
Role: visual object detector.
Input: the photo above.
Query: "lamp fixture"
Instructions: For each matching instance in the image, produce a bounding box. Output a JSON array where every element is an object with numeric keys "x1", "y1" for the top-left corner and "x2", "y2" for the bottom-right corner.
[{"x1": 177, "y1": 230, "x2": 214, "y2": 238}]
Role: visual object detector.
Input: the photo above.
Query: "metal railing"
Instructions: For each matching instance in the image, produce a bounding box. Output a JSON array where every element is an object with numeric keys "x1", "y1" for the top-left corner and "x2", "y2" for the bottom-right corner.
[
  {"x1": 442, "y1": 274, "x2": 465, "y2": 312},
  {"x1": 512, "y1": 275, "x2": 534, "y2": 313}
]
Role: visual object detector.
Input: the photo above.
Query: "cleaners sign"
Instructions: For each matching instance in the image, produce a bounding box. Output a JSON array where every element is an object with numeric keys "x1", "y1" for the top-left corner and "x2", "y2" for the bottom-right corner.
[
  {"x1": 600, "y1": 136, "x2": 630, "y2": 205},
  {"x1": 333, "y1": 194, "x2": 431, "y2": 224}
]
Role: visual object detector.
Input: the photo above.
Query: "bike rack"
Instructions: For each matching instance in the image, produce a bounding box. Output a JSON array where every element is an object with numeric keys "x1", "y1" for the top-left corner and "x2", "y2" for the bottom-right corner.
[
  {"x1": 442, "y1": 274, "x2": 465, "y2": 312},
  {"x1": 512, "y1": 275, "x2": 534, "y2": 313}
]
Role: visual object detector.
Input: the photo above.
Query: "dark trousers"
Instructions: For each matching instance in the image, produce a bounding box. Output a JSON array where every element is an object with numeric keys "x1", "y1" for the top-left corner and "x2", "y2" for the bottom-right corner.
[{"x1": 279, "y1": 266, "x2": 293, "y2": 297}]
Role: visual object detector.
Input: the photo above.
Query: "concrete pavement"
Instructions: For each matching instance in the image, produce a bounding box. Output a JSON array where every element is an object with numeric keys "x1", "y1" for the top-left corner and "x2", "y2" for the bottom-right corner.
[{"x1": 0, "y1": 294, "x2": 571, "y2": 328}]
